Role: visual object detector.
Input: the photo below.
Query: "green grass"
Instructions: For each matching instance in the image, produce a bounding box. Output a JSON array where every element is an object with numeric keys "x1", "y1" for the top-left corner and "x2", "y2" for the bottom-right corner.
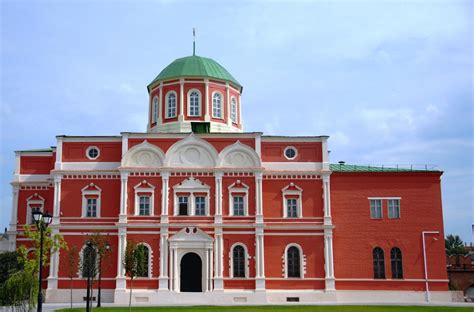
[{"x1": 58, "y1": 305, "x2": 472, "y2": 312}]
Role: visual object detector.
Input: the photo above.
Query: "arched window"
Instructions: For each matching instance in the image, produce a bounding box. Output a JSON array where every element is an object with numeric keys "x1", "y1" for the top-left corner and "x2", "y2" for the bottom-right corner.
[
  {"x1": 391, "y1": 247, "x2": 403, "y2": 279},
  {"x1": 152, "y1": 96, "x2": 159, "y2": 123},
  {"x1": 373, "y1": 247, "x2": 385, "y2": 279},
  {"x1": 81, "y1": 244, "x2": 97, "y2": 278},
  {"x1": 136, "y1": 244, "x2": 150, "y2": 278},
  {"x1": 287, "y1": 246, "x2": 301, "y2": 278},
  {"x1": 188, "y1": 90, "x2": 200, "y2": 116},
  {"x1": 166, "y1": 92, "x2": 177, "y2": 118},
  {"x1": 232, "y1": 245, "x2": 246, "y2": 278},
  {"x1": 212, "y1": 93, "x2": 222, "y2": 118},
  {"x1": 230, "y1": 97, "x2": 237, "y2": 123}
]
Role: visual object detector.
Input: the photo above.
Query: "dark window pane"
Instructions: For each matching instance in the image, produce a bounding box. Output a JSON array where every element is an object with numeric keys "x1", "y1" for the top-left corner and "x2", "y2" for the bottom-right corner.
[
  {"x1": 391, "y1": 247, "x2": 403, "y2": 279},
  {"x1": 373, "y1": 247, "x2": 385, "y2": 279},
  {"x1": 233, "y1": 246, "x2": 245, "y2": 277},
  {"x1": 287, "y1": 246, "x2": 301, "y2": 278}
]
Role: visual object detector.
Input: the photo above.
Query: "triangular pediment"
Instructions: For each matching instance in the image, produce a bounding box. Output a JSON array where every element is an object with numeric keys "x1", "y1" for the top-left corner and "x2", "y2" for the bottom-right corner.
[
  {"x1": 169, "y1": 227, "x2": 213, "y2": 243},
  {"x1": 173, "y1": 177, "x2": 210, "y2": 190}
]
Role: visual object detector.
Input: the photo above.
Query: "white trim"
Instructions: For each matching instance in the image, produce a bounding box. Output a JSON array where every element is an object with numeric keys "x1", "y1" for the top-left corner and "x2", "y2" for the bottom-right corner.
[
  {"x1": 283, "y1": 146, "x2": 298, "y2": 160},
  {"x1": 152, "y1": 95, "x2": 159, "y2": 123},
  {"x1": 173, "y1": 177, "x2": 210, "y2": 216},
  {"x1": 60, "y1": 137, "x2": 122, "y2": 142},
  {"x1": 282, "y1": 183, "x2": 303, "y2": 218},
  {"x1": 85, "y1": 146, "x2": 100, "y2": 160},
  {"x1": 284, "y1": 243, "x2": 305, "y2": 279},
  {"x1": 262, "y1": 162, "x2": 323, "y2": 171},
  {"x1": 60, "y1": 162, "x2": 120, "y2": 171},
  {"x1": 81, "y1": 183, "x2": 102, "y2": 218},
  {"x1": 25, "y1": 194, "x2": 45, "y2": 225},
  {"x1": 211, "y1": 91, "x2": 224, "y2": 119},
  {"x1": 187, "y1": 88, "x2": 202, "y2": 117},
  {"x1": 229, "y1": 243, "x2": 249, "y2": 278},
  {"x1": 230, "y1": 96, "x2": 237, "y2": 123},
  {"x1": 165, "y1": 90, "x2": 178, "y2": 118},
  {"x1": 261, "y1": 136, "x2": 328, "y2": 142},
  {"x1": 368, "y1": 197, "x2": 402, "y2": 200},
  {"x1": 228, "y1": 181, "x2": 249, "y2": 216},
  {"x1": 134, "y1": 180, "x2": 155, "y2": 216}
]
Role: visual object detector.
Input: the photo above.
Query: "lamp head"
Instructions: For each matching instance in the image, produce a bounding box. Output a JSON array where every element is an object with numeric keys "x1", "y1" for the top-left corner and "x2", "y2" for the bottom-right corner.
[
  {"x1": 32, "y1": 208, "x2": 42, "y2": 223},
  {"x1": 42, "y1": 212, "x2": 53, "y2": 225}
]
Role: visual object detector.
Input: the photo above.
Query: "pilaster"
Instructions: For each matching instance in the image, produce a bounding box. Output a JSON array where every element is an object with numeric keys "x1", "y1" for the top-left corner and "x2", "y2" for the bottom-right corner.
[
  {"x1": 119, "y1": 171, "x2": 129, "y2": 223},
  {"x1": 324, "y1": 227, "x2": 335, "y2": 290},
  {"x1": 179, "y1": 78, "x2": 185, "y2": 122},
  {"x1": 226, "y1": 82, "x2": 231, "y2": 127},
  {"x1": 115, "y1": 227, "x2": 127, "y2": 289},
  {"x1": 214, "y1": 171, "x2": 223, "y2": 224},
  {"x1": 255, "y1": 172, "x2": 263, "y2": 223},
  {"x1": 52, "y1": 175, "x2": 62, "y2": 225},
  {"x1": 213, "y1": 227, "x2": 224, "y2": 291},
  {"x1": 204, "y1": 79, "x2": 210, "y2": 122},
  {"x1": 255, "y1": 226, "x2": 266, "y2": 290},
  {"x1": 161, "y1": 171, "x2": 170, "y2": 223},
  {"x1": 8, "y1": 184, "x2": 19, "y2": 251},
  {"x1": 158, "y1": 227, "x2": 169, "y2": 291},
  {"x1": 47, "y1": 227, "x2": 60, "y2": 290}
]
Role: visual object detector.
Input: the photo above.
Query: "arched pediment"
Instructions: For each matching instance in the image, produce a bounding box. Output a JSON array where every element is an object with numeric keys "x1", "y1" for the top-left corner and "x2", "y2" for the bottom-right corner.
[
  {"x1": 218, "y1": 141, "x2": 261, "y2": 168},
  {"x1": 121, "y1": 140, "x2": 165, "y2": 168},
  {"x1": 164, "y1": 134, "x2": 218, "y2": 168}
]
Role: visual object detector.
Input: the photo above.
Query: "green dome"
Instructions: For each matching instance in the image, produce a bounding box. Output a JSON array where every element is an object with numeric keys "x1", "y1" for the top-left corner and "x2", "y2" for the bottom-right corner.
[{"x1": 148, "y1": 55, "x2": 242, "y2": 92}]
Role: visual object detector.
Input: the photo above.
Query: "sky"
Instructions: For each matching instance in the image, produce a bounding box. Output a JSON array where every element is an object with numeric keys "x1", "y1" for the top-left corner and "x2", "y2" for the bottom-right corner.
[{"x1": 1, "y1": 0, "x2": 472, "y2": 242}]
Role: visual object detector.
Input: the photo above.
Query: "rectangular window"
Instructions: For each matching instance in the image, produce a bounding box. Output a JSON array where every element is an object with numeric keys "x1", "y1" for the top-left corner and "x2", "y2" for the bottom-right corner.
[
  {"x1": 195, "y1": 196, "x2": 206, "y2": 216},
  {"x1": 178, "y1": 196, "x2": 188, "y2": 216},
  {"x1": 139, "y1": 196, "x2": 150, "y2": 216},
  {"x1": 287, "y1": 198, "x2": 298, "y2": 218},
  {"x1": 233, "y1": 196, "x2": 244, "y2": 216},
  {"x1": 86, "y1": 198, "x2": 97, "y2": 217},
  {"x1": 370, "y1": 199, "x2": 382, "y2": 219},
  {"x1": 388, "y1": 199, "x2": 400, "y2": 219}
]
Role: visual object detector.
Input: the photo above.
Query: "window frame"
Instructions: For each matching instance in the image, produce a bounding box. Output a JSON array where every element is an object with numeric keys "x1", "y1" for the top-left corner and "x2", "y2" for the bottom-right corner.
[
  {"x1": 283, "y1": 146, "x2": 298, "y2": 160},
  {"x1": 81, "y1": 184, "x2": 102, "y2": 218},
  {"x1": 86, "y1": 146, "x2": 100, "y2": 160},
  {"x1": 229, "y1": 243, "x2": 249, "y2": 278},
  {"x1": 390, "y1": 247, "x2": 403, "y2": 279},
  {"x1": 228, "y1": 180, "x2": 250, "y2": 217},
  {"x1": 26, "y1": 194, "x2": 45, "y2": 225},
  {"x1": 134, "y1": 180, "x2": 155, "y2": 216},
  {"x1": 173, "y1": 177, "x2": 211, "y2": 216},
  {"x1": 230, "y1": 96, "x2": 237, "y2": 123},
  {"x1": 369, "y1": 199, "x2": 383, "y2": 219},
  {"x1": 152, "y1": 95, "x2": 159, "y2": 123},
  {"x1": 165, "y1": 91, "x2": 177, "y2": 118},
  {"x1": 373, "y1": 247, "x2": 386, "y2": 279},
  {"x1": 135, "y1": 243, "x2": 153, "y2": 278},
  {"x1": 284, "y1": 244, "x2": 304, "y2": 278},
  {"x1": 282, "y1": 183, "x2": 303, "y2": 218},
  {"x1": 388, "y1": 199, "x2": 401, "y2": 219},
  {"x1": 212, "y1": 91, "x2": 223, "y2": 119},
  {"x1": 187, "y1": 89, "x2": 201, "y2": 117}
]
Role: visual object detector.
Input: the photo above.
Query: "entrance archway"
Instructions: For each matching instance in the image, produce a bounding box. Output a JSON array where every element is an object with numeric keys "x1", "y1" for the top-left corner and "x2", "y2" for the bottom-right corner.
[{"x1": 180, "y1": 252, "x2": 202, "y2": 292}]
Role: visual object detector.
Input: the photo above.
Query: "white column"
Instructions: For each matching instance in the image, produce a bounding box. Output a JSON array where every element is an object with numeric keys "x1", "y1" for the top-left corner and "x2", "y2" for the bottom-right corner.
[
  {"x1": 158, "y1": 83, "x2": 163, "y2": 125},
  {"x1": 158, "y1": 227, "x2": 169, "y2": 290},
  {"x1": 204, "y1": 79, "x2": 210, "y2": 121},
  {"x1": 324, "y1": 228, "x2": 335, "y2": 290},
  {"x1": 323, "y1": 175, "x2": 332, "y2": 225},
  {"x1": 238, "y1": 95, "x2": 243, "y2": 130},
  {"x1": 226, "y1": 83, "x2": 231, "y2": 127},
  {"x1": 161, "y1": 172, "x2": 170, "y2": 223},
  {"x1": 54, "y1": 137, "x2": 63, "y2": 170},
  {"x1": 173, "y1": 248, "x2": 179, "y2": 291},
  {"x1": 47, "y1": 228, "x2": 60, "y2": 289},
  {"x1": 116, "y1": 227, "x2": 127, "y2": 289},
  {"x1": 179, "y1": 78, "x2": 184, "y2": 122},
  {"x1": 52, "y1": 175, "x2": 61, "y2": 225},
  {"x1": 121, "y1": 133, "x2": 129, "y2": 157},
  {"x1": 255, "y1": 227, "x2": 266, "y2": 290},
  {"x1": 214, "y1": 172, "x2": 223, "y2": 224},
  {"x1": 119, "y1": 172, "x2": 128, "y2": 222},
  {"x1": 255, "y1": 172, "x2": 263, "y2": 223},
  {"x1": 214, "y1": 228, "x2": 224, "y2": 290},
  {"x1": 209, "y1": 249, "x2": 214, "y2": 291},
  {"x1": 205, "y1": 248, "x2": 209, "y2": 292},
  {"x1": 8, "y1": 184, "x2": 19, "y2": 251}
]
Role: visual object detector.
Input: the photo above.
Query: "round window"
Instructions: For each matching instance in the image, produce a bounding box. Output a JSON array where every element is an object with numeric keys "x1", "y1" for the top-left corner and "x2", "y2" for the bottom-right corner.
[
  {"x1": 86, "y1": 146, "x2": 100, "y2": 160},
  {"x1": 284, "y1": 146, "x2": 297, "y2": 160}
]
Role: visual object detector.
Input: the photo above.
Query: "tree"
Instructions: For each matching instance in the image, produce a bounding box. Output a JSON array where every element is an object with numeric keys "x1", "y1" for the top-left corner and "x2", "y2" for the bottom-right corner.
[
  {"x1": 0, "y1": 251, "x2": 22, "y2": 306},
  {"x1": 5, "y1": 225, "x2": 66, "y2": 312},
  {"x1": 80, "y1": 241, "x2": 97, "y2": 312},
  {"x1": 88, "y1": 232, "x2": 111, "y2": 308},
  {"x1": 123, "y1": 240, "x2": 145, "y2": 312},
  {"x1": 65, "y1": 245, "x2": 79, "y2": 309},
  {"x1": 445, "y1": 234, "x2": 468, "y2": 256}
]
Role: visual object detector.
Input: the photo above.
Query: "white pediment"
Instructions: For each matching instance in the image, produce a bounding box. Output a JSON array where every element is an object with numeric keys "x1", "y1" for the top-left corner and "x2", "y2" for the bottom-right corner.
[
  {"x1": 218, "y1": 141, "x2": 261, "y2": 168},
  {"x1": 169, "y1": 227, "x2": 214, "y2": 249},
  {"x1": 173, "y1": 177, "x2": 210, "y2": 191},
  {"x1": 121, "y1": 140, "x2": 165, "y2": 168},
  {"x1": 164, "y1": 134, "x2": 218, "y2": 168}
]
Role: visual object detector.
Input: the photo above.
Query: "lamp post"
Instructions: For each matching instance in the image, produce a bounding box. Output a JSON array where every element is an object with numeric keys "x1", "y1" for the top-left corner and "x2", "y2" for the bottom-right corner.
[
  {"x1": 422, "y1": 231, "x2": 440, "y2": 302},
  {"x1": 32, "y1": 208, "x2": 53, "y2": 312},
  {"x1": 97, "y1": 242, "x2": 111, "y2": 308}
]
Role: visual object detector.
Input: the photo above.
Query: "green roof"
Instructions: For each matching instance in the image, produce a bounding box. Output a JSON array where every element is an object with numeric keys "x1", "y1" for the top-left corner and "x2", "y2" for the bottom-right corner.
[
  {"x1": 330, "y1": 164, "x2": 440, "y2": 172},
  {"x1": 148, "y1": 55, "x2": 242, "y2": 91}
]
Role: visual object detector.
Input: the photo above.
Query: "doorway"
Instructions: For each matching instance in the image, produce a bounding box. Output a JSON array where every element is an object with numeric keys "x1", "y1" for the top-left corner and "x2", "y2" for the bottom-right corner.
[{"x1": 180, "y1": 252, "x2": 202, "y2": 292}]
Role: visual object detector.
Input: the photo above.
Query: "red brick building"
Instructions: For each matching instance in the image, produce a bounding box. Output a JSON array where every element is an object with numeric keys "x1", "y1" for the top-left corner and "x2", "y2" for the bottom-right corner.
[{"x1": 7, "y1": 54, "x2": 451, "y2": 304}]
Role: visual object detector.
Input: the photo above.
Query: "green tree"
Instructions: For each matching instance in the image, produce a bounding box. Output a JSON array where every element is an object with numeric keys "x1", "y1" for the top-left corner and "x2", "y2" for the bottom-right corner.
[
  {"x1": 123, "y1": 240, "x2": 145, "y2": 312},
  {"x1": 5, "y1": 225, "x2": 66, "y2": 312},
  {"x1": 65, "y1": 245, "x2": 79, "y2": 309},
  {"x1": 0, "y1": 251, "x2": 22, "y2": 306},
  {"x1": 445, "y1": 234, "x2": 468, "y2": 256}
]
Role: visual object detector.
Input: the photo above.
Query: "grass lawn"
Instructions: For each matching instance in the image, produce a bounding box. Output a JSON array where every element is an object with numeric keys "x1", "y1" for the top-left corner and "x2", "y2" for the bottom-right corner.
[{"x1": 58, "y1": 305, "x2": 472, "y2": 312}]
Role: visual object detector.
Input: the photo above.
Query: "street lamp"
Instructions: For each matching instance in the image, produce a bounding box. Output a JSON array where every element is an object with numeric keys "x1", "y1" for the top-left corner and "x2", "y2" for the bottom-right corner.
[
  {"x1": 422, "y1": 231, "x2": 440, "y2": 302},
  {"x1": 97, "y1": 241, "x2": 111, "y2": 307},
  {"x1": 32, "y1": 208, "x2": 53, "y2": 312}
]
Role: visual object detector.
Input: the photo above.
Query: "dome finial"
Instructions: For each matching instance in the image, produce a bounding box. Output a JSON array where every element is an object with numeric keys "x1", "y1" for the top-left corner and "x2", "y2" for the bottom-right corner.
[{"x1": 193, "y1": 27, "x2": 196, "y2": 56}]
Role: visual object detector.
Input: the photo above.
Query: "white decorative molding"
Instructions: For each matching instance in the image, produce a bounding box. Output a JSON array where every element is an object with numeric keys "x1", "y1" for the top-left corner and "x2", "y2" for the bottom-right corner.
[
  {"x1": 229, "y1": 243, "x2": 250, "y2": 278},
  {"x1": 122, "y1": 141, "x2": 165, "y2": 168},
  {"x1": 172, "y1": 177, "x2": 210, "y2": 216},
  {"x1": 165, "y1": 134, "x2": 218, "y2": 168},
  {"x1": 25, "y1": 193, "x2": 45, "y2": 225},
  {"x1": 283, "y1": 243, "x2": 305, "y2": 278},
  {"x1": 282, "y1": 183, "x2": 303, "y2": 218},
  {"x1": 81, "y1": 183, "x2": 102, "y2": 218},
  {"x1": 218, "y1": 141, "x2": 261, "y2": 168},
  {"x1": 133, "y1": 180, "x2": 155, "y2": 216},
  {"x1": 228, "y1": 180, "x2": 250, "y2": 216}
]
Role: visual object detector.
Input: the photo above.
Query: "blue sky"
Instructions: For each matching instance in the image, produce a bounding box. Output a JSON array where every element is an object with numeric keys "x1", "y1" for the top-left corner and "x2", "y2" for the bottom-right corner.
[{"x1": 1, "y1": 0, "x2": 472, "y2": 242}]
